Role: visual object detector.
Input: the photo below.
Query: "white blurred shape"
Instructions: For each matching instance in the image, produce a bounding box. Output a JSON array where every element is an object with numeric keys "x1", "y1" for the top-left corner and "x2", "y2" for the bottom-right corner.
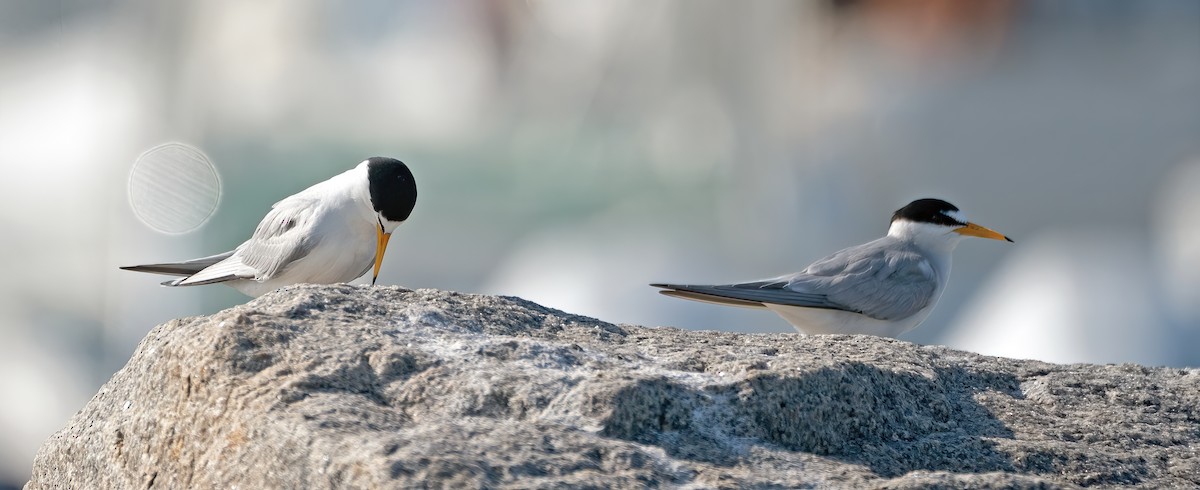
[
  {"x1": 182, "y1": 0, "x2": 308, "y2": 127},
  {"x1": 177, "y1": 1, "x2": 494, "y2": 144},
  {"x1": 0, "y1": 52, "x2": 137, "y2": 219},
  {"x1": 0, "y1": 22, "x2": 153, "y2": 485},
  {"x1": 482, "y1": 225, "x2": 677, "y2": 326},
  {"x1": 129, "y1": 143, "x2": 221, "y2": 234},
  {"x1": 527, "y1": 0, "x2": 630, "y2": 55},
  {"x1": 944, "y1": 229, "x2": 1168, "y2": 365},
  {"x1": 0, "y1": 30, "x2": 139, "y2": 302},
  {"x1": 1152, "y1": 157, "x2": 1200, "y2": 325},
  {"x1": 358, "y1": 32, "x2": 492, "y2": 143},
  {"x1": 480, "y1": 197, "x2": 731, "y2": 327}
]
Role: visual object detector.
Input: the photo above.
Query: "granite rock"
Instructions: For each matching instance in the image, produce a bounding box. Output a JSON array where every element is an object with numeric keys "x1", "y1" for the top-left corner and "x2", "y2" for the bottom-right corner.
[{"x1": 26, "y1": 285, "x2": 1200, "y2": 489}]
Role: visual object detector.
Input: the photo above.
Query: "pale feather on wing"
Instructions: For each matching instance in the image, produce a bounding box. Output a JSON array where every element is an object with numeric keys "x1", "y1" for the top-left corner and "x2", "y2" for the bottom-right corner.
[
  {"x1": 235, "y1": 195, "x2": 322, "y2": 280},
  {"x1": 175, "y1": 196, "x2": 321, "y2": 287},
  {"x1": 171, "y1": 259, "x2": 255, "y2": 286}
]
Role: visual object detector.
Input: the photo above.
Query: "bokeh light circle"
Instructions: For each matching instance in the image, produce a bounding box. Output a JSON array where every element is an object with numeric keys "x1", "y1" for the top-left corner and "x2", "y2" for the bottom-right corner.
[{"x1": 128, "y1": 142, "x2": 221, "y2": 234}]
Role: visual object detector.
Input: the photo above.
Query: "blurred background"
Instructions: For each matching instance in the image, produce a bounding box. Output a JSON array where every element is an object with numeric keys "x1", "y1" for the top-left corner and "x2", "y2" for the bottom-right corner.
[{"x1": 1, "y1": 0, "x2": 1199, "y2": 485}]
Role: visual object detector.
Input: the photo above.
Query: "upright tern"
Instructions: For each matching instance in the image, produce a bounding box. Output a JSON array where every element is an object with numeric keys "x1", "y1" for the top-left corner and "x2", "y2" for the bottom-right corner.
[
  {"x1": 122, "y1": 157, "x2": 417, "y2": 297},
  {"x1": 652, "y1": 198, "x2": 1011, "y2": 337}
]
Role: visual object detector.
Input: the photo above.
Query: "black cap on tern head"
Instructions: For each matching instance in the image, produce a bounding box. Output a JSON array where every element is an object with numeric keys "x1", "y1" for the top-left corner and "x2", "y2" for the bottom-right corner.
[
  {"x1": 891, "y1": 198, "x2": 963, "y2": 227},
  {"x1": 365, "y1": 157, "x2": 417, "y2": 222}
]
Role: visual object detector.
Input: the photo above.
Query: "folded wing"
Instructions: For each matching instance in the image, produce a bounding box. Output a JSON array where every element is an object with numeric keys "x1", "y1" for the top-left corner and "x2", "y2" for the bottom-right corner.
[
  {"x1": 652, "y1": 241, "x2": 939, "y2": 321},
  {"x1": 784, "y1": 244, "x2": 938, "y2": 321},
  {"x1": 229, "y1": 196, "x2": 321, "y2": 281},
  {"x1": 650, "y1": 281, "x2": 850, "y2": 311},
  {"x1": 123, "y1": 195, "x2": 322, "y2": 288}
]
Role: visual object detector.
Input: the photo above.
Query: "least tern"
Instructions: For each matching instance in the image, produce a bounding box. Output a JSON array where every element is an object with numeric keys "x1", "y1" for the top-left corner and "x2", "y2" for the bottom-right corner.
[
  {"x1": 652, "y1": 198, "x2": 1011, "y2": 337},
  {"x1": 121, "y1": 157, "x2": 417, "y2": 297}
]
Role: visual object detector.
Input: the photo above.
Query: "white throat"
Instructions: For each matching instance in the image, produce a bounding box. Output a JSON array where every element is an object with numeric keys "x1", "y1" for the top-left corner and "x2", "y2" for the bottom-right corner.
[
  {"x1": 887, "y1": 219, "x2": 965, "y2": 254},
  {"x1": 886, "y1": 218, "x2": 963, "y2": 320}
]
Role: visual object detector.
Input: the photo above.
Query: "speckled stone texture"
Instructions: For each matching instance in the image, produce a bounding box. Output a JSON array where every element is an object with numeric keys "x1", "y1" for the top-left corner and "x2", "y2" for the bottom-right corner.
[{"x1": 26, "y1": 285, "x2": 1200, "y2": 489}]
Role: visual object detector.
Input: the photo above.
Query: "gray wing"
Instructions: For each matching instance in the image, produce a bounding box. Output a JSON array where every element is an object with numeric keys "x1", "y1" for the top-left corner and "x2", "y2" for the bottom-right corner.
[
  {"x1": 653, "y1": 239, "x2": 938, "y2": 321},
  {"x1": 784, "y1": 240, "x2": 938, "y2": 320},
  {"x1": 173, "y1": 196, "x2": 321, "y2": 286}
]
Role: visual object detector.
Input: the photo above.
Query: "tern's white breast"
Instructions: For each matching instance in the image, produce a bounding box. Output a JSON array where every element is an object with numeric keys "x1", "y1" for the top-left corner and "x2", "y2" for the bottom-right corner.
[{"x1": 765, "y1": 302, "x2": 937, "y2": 337}]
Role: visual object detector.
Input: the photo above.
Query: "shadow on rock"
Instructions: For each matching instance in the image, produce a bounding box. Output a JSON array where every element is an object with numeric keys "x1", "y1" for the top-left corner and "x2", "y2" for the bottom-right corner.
[
  {"x1": 733, "y1": 362, "x2": 1022, "y2": 476},
  {"x1": 598, "y1": 377, "x2": 745, "y2": 466},
  {"x1": 596, "y1": 362, "x2": 1023, "y2": 477}
]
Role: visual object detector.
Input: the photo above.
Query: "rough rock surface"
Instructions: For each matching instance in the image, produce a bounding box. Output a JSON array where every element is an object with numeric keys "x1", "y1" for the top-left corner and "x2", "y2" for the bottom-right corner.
[{"x1": 26, "y1": 285, "x2": 1200, "y2": 489}]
